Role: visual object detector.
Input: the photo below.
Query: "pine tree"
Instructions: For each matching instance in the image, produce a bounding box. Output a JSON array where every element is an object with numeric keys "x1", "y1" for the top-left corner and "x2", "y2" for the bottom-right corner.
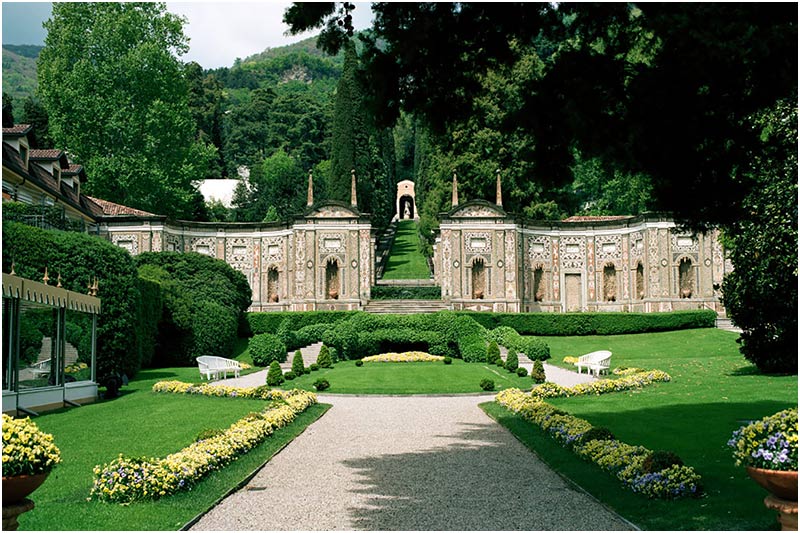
[
  {"x1": 266, "y1": 360, "x2": 284, "y2": 386},
  {"x1": 317, "y1": 344, "x2": 333, "y2": 368},
  {"x1": 292, "y1": 349, "x2": 305, "y2": 375}
]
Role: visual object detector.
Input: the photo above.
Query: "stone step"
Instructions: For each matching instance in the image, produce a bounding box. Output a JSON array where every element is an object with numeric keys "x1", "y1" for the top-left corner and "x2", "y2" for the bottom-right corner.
[
  {"x1": 716, "y1": 317, "x2": 743, "y2": 333},
  {"x1": 363, "y1": 299, "x2": 450, "y2": 314}
]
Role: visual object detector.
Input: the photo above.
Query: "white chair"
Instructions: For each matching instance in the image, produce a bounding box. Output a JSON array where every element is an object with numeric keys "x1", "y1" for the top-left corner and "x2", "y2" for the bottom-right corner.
[{"x1": 574, "y1": 350, "x2": 612, "y2": 376}]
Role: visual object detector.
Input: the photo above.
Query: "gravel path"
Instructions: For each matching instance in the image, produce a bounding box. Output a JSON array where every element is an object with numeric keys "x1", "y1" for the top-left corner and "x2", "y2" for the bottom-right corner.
[{"x1": 190, "y1": 394, "x2": 633, "y2": 531}]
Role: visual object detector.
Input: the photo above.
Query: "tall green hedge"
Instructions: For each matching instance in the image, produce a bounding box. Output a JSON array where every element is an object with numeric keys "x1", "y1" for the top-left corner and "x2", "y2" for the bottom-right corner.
[
  {"x1": 458, "y1": 310, "x2": 717, "y2": 336},
  {"x1": 2, "y1": 221, "x2": 144, "y2": 379},
  {"x1": 246, "y1": 311, "x2": 359, "y2": 336},
  {"x1": 136, "y1": 252, "x2": 251, "y2": 366}
]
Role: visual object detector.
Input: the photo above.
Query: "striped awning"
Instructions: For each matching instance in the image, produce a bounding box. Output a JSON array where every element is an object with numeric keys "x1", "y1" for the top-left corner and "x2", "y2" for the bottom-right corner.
[{"x1": 2, "y1": 273, "x2": 101, "y2": 314}]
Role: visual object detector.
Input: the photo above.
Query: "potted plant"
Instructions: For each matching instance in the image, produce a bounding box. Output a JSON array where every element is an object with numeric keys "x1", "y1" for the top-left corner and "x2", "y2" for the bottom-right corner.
[
  {"x1": 2, "y1": 414, "x2": 61, "y2": 505},
  {"x1": 728, "y1": 408, "x2": 798, "y2": 501}
]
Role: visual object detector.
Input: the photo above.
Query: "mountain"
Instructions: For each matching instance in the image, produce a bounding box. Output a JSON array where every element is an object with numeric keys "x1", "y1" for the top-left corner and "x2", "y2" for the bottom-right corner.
[{"x1": 2, "y1": 45, "x2": 41, "y2": 104}]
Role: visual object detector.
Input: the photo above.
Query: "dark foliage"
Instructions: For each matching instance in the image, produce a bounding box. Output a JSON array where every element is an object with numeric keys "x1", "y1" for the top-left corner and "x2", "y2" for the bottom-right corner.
[
  {"x1": 313, "y1": 378, "x2": 331, "y2": 391},
  {"x1": 579, "y1": 427, "x2": 616, "y2": 445},
  {"x1": 250, "y1": 334, "x2": 287, "y2": 367},
  {"x1": 642, "y1": 451, "x2": 685, "y2": 473},
  {"x1": 479, "y1": 378, "x2": 495, "y2": 391}
]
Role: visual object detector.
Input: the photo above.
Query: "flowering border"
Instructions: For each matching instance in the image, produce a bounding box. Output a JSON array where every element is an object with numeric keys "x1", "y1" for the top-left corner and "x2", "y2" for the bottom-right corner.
[
  {"x1": 495, "y1": 389, "x2": 701, "y2": 499},
  {"x1": 152, "y1": 380, "x2": 286, "y2": 400},
  {"x1": 532, "y1": 369, "x2": 671, "y2": 399},
  {"x1": 90, "y1": 387, "x2": 317, "y2": 503},
  {"x1": 362, "y1": 351, "x2": 444, "y2": 363}
]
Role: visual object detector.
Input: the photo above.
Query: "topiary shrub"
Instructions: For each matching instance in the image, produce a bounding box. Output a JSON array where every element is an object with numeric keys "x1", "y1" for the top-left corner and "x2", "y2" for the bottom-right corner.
[
  {"x1": 309, "y1": 363, "x2": 320, "y2": 371},
  {"x1": 531, "y1": 360, "x2": 546, "y2": 384},
  {"x1": 480, "y1": 378, "x2": 495, "y2": 391},
  {"x1": 249, "y1": 334, "x2": 287, "y2": 366},
  {"x1": 292, "y1": 350, "x2": 305, "y2": 375},
  {"x1": 522, "y1": 337, "x2": 551, "y2": 361},
  {"x1": 317, "y1": 344, "x2": 334, "y2": 368},
  {"x1": 443, "y1": 356, "x2": 453, "y2": 365},
  {"x1": 284, "y1": 371, "x2": 296, "y2": 381},
  {"x1": 642, "y1": 450, "x2": 684, "y2": 473},
  {"x1": 313, "y1": 378, "x2": 330, "y2": 391},
  {"x1": 579, "y1": 427, "x2": 616, "y2": 445},
  {"x1": 516, "y1": 367, "x2": 528, "y2": 377},
  {"x1": 266, "y1": 361, "x2": 284, "y2": 386},
  {"x1": 487, "y1": 341, "x2": 501, "y2": 365},
  {"x1": 355, "y1": 360, "x2": 363, "y2": 367},
  {"x1": 505, "y1": 347, "x2": 519, "y2": 372}
]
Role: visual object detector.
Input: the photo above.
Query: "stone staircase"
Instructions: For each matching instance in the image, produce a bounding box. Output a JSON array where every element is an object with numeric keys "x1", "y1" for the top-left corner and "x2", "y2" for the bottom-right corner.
[
  {"x1": 363, "y1": 299, "x2": 450, "y2": 314},
  {"x1": 715, "y1": 317, "x2": 742, "y2": 333}
]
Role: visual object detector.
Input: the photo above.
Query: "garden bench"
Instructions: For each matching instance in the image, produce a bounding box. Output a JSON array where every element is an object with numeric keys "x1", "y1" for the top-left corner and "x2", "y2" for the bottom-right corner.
[
  {"x1": 196, "y1": 356, "x2": 242, "y2": 381},
  {"x1": 29, "y1": 360, "x2": 51, "y2": 379},
  {"x1": 574, "y1": 350, "x2": 612, "y2": 376}
]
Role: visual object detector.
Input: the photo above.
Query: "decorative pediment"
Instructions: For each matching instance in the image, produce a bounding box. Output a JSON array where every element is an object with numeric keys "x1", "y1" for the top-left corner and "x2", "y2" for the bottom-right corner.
[
  {"x1": 448, "y1": 200, "x2": 507, "y2": 219},
  {"x1": 306, "y1": 201, "x2": 360, "y2": 219}
]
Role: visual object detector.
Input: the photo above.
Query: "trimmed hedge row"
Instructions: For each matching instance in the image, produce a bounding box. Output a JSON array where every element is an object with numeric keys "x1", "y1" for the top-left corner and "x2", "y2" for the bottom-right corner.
[
  {"x1": 246, "y1": 311, "x2": 359, "y2": 336},
  {"x1": 458, "y1": 310, "x2": 717, "y2": 336},
  {"x1": 321, "y1": 312, "x2": 489, "y2": 362},
  {"x1": 489, "y1": 326, "x2": 551, "y2": 361},
  {"x1": 370, "y1": 286, "x2": 441, "y2": 300}
]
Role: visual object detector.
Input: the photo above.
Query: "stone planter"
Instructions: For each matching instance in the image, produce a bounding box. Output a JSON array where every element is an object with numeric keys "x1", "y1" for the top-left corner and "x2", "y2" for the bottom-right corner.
[
  {"x1": 747, "y1": 467, "x2": 798, "y2": 531},
  {"x1": 747, "y1": 466, "x2": 798, "y2": 501},
  {"x1": 2, "y1": 473, "x2": 49, "y2": 505}
]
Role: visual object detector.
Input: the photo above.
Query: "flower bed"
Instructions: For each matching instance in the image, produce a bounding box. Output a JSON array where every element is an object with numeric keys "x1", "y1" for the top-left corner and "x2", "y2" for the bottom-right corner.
[
  {"x1": 495, "y1": 389, "x2": 701, "y2": 499},
  {"x1": 531, "y1": 369, "x2": 671, "y2": 399},
  {"x1": 728, "y1": 407, "x2": 798, "y2": 470},
  {"x1": 2, "y1": 414, "x2": 62, "y2": 476},
  {"x1": 362, "y1": 351, "x2": 444, "y2": 363},
  {"x1": 91, "y1": 389, "x2": 317, "y2": 503},
  {"x1": 152, "y1": 380, "x2": 291, "y2": 400}
]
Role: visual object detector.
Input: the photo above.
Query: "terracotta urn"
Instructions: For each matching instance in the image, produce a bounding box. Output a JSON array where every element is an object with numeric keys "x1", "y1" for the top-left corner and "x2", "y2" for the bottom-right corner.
[
  {"x1": 747, "y1": 466, "x2": 798, "y2": 501},
  {"x1": 328, "y1": 290, "x2": 338, "y2": 300},
  {"x1": 2, "y1": 473, "x2": 49, "y2": 505}
]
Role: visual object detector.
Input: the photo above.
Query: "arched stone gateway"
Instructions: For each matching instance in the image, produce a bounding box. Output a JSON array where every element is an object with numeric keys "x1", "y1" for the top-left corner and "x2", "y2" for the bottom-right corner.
[{"x1": 395, "y1": 180, "x2": 418, "y2": 220}]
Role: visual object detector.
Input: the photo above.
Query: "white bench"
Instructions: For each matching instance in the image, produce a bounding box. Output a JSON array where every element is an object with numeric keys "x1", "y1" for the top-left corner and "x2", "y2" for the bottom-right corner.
[
  {"x1": 196, "y1": 356, "x2": 242, "y2": 381},
  {"x1": 29, "y1": 360, "x2": 51, "y2": 379},
  {"x1": 574, "y1": 350, "x2": 612, "y2": 376}
]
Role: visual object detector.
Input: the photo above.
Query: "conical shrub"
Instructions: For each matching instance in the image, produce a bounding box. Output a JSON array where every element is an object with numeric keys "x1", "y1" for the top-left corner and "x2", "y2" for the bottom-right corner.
[
  {"x1": 292, "y1": 350, "x2": 305, "y2": 375},
  {"x1": 487, "y1": 341, "x2": 501, "y2": 365},
  {"x1": 531, "y1": 360, "x2": 546, "y2": 384},
  {"x1": 266, "y1": 360, "x2": 284, "y2": 386},
  {"x1": 317, "y1": 344, "x2": 333, "y2": 368},
  {"x1": 505, "y1": 347, "x2": 519, "y2": 372}
]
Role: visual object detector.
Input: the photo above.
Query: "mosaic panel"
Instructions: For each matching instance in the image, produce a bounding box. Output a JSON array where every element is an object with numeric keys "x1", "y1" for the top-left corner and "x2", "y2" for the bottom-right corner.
[
  {"x1": 190, "y1": 237, "x2": 216, "y2": 257},
  {"x1": 465, "y1": 232, "x2": 492, "y2": 254},
  {"x1": 111, "y1": 233, "x2": 139, "y2": 255},
  {"x1": 559, "y1": 236, "x2": 586, "y2": 269}
]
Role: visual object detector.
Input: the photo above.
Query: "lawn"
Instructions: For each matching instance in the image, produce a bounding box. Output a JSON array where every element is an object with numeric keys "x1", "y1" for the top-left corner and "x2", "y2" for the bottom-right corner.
[
  {"x1": 279, "y1": 358, "x2": 533, "y2": 394},
  {"x1": 382, "y1": 220, "x2": 431, "y2": 279},
  {"x1": 19, "y1": 367, "x2": 330, "y2": 531},
  {"x1": 484, "y1": 328, "x2": 797, "y2": 530}
]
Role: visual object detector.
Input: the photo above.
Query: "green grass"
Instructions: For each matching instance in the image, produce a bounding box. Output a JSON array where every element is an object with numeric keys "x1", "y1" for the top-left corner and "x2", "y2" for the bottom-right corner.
[
  {"x1": 484, "y1": 328, "x2": 798, "y2": 530},
  {"x1": 382, "y1": 220, "x2": 431, "y2": 279},
  {"x1": 19, "y1": 367, "x2": 330, "y2": 531},
  {"x1": 280, "y1": 358, "x2": 533, "y2": 394}
]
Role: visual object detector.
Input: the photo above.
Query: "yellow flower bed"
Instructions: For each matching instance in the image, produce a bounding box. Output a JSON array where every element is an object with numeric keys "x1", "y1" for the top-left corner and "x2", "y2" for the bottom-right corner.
[
  {"x1": 91, "y1": 389, "x2": 317, "y2": 503},
  {"x1": 495, "y1": 389, "x2": 701, "y2": 499},
  {"x1": 362, "y1": 351, "x2": 444, "y2": 363},
  {"x1": 65, "y1": 362, "x2": 89, "y2": 373},
  {"x1": 152, "y1": 380, "x2": 293, "y2": 401},
  {"x1": 2, "y1": 414, "x2": 62, "y2": 476},
  {"x1": 562, "y1": 356, "x2": 579, "y2": 364},
  {"x1": 531, "y1": 369, "x2": 671, "y2": 399}
]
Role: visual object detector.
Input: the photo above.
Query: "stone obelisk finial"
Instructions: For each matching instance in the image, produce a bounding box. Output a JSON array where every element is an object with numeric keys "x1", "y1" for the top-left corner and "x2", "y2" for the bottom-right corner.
[
  {"x1": 496, "y1": 168, "x2": 503, "y2": 207},
  {"x1": 350, "y1": 169, "x2": 357, "y2": 207},
  {"x1": 307, "y1": 169, "x2": 314, "y2": 206},
  {"x1": 452, "y1": 171, "x2": 459, "y2": 207}
]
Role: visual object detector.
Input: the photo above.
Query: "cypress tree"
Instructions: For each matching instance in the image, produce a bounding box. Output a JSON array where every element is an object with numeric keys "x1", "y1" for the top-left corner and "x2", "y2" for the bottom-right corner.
[{"x1": 292, "y1": 349, "x2": 305, "y2": 375}]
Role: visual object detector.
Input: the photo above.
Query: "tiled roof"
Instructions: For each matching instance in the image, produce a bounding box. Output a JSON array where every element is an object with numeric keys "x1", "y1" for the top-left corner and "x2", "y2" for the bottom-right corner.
[
  {"x1": 562, "y1": 215, "x2": 635, "y2": 223},
  {"x1": 29, "y1": 149, "x2": 65, "y2": 160},
  {"x1": 64, "y1": 164, "x2": 83, "y2": 174},
  {"x1": 2, "y1": 124, "x2": 33, "y2": 136},
  {"x1": 87, "y1": 196, "x2": 158, "y2": 217}
]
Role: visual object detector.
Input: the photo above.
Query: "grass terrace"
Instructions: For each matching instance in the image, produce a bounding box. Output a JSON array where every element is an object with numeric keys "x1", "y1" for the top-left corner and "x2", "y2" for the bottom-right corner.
[
  {"x1": 17, "y1": 367, "x2": 329, "y2": 531},
  {"x1": 483, "y1": 328, "x2": 798, "y2": 530},
  {"x1": 280, "y1": 358, "x2": 532, "y2": 395},
  {"x1": 381, "y1": 220, "x2": 431, "y2": 279}
]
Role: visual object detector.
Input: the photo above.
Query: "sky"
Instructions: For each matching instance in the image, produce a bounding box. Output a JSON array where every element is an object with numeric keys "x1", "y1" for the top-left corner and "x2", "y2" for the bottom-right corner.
[{"x1": 1, "y1": 1, "x2": 374, "y2": 68}]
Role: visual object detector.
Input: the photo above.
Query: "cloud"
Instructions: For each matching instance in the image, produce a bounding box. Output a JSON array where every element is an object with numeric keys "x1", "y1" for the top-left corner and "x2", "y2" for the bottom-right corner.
[{"x1": 166, "y1": 1, "x2": 373, "y2": 69}]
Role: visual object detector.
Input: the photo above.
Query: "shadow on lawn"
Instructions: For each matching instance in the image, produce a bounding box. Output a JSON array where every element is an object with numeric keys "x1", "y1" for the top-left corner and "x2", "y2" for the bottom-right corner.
[{"x1": 341, "y1": 422, "x2": 632, "y2": 531}]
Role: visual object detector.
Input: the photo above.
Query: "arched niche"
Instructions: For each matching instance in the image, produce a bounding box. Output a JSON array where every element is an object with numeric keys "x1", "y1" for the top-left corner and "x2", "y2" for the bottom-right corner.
[
  {"x1": 679, "y1": 257, "x2": 694, "y2": 298},
  {"x1": 603, "y1": 263, "x2": 617, "y2": 302},
  {"x1": 472, "y1": 257, "x2": 486, "y2": 299},
  {"x1": 325, "y1": 258, "x2": 340, "y2": 300}
]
